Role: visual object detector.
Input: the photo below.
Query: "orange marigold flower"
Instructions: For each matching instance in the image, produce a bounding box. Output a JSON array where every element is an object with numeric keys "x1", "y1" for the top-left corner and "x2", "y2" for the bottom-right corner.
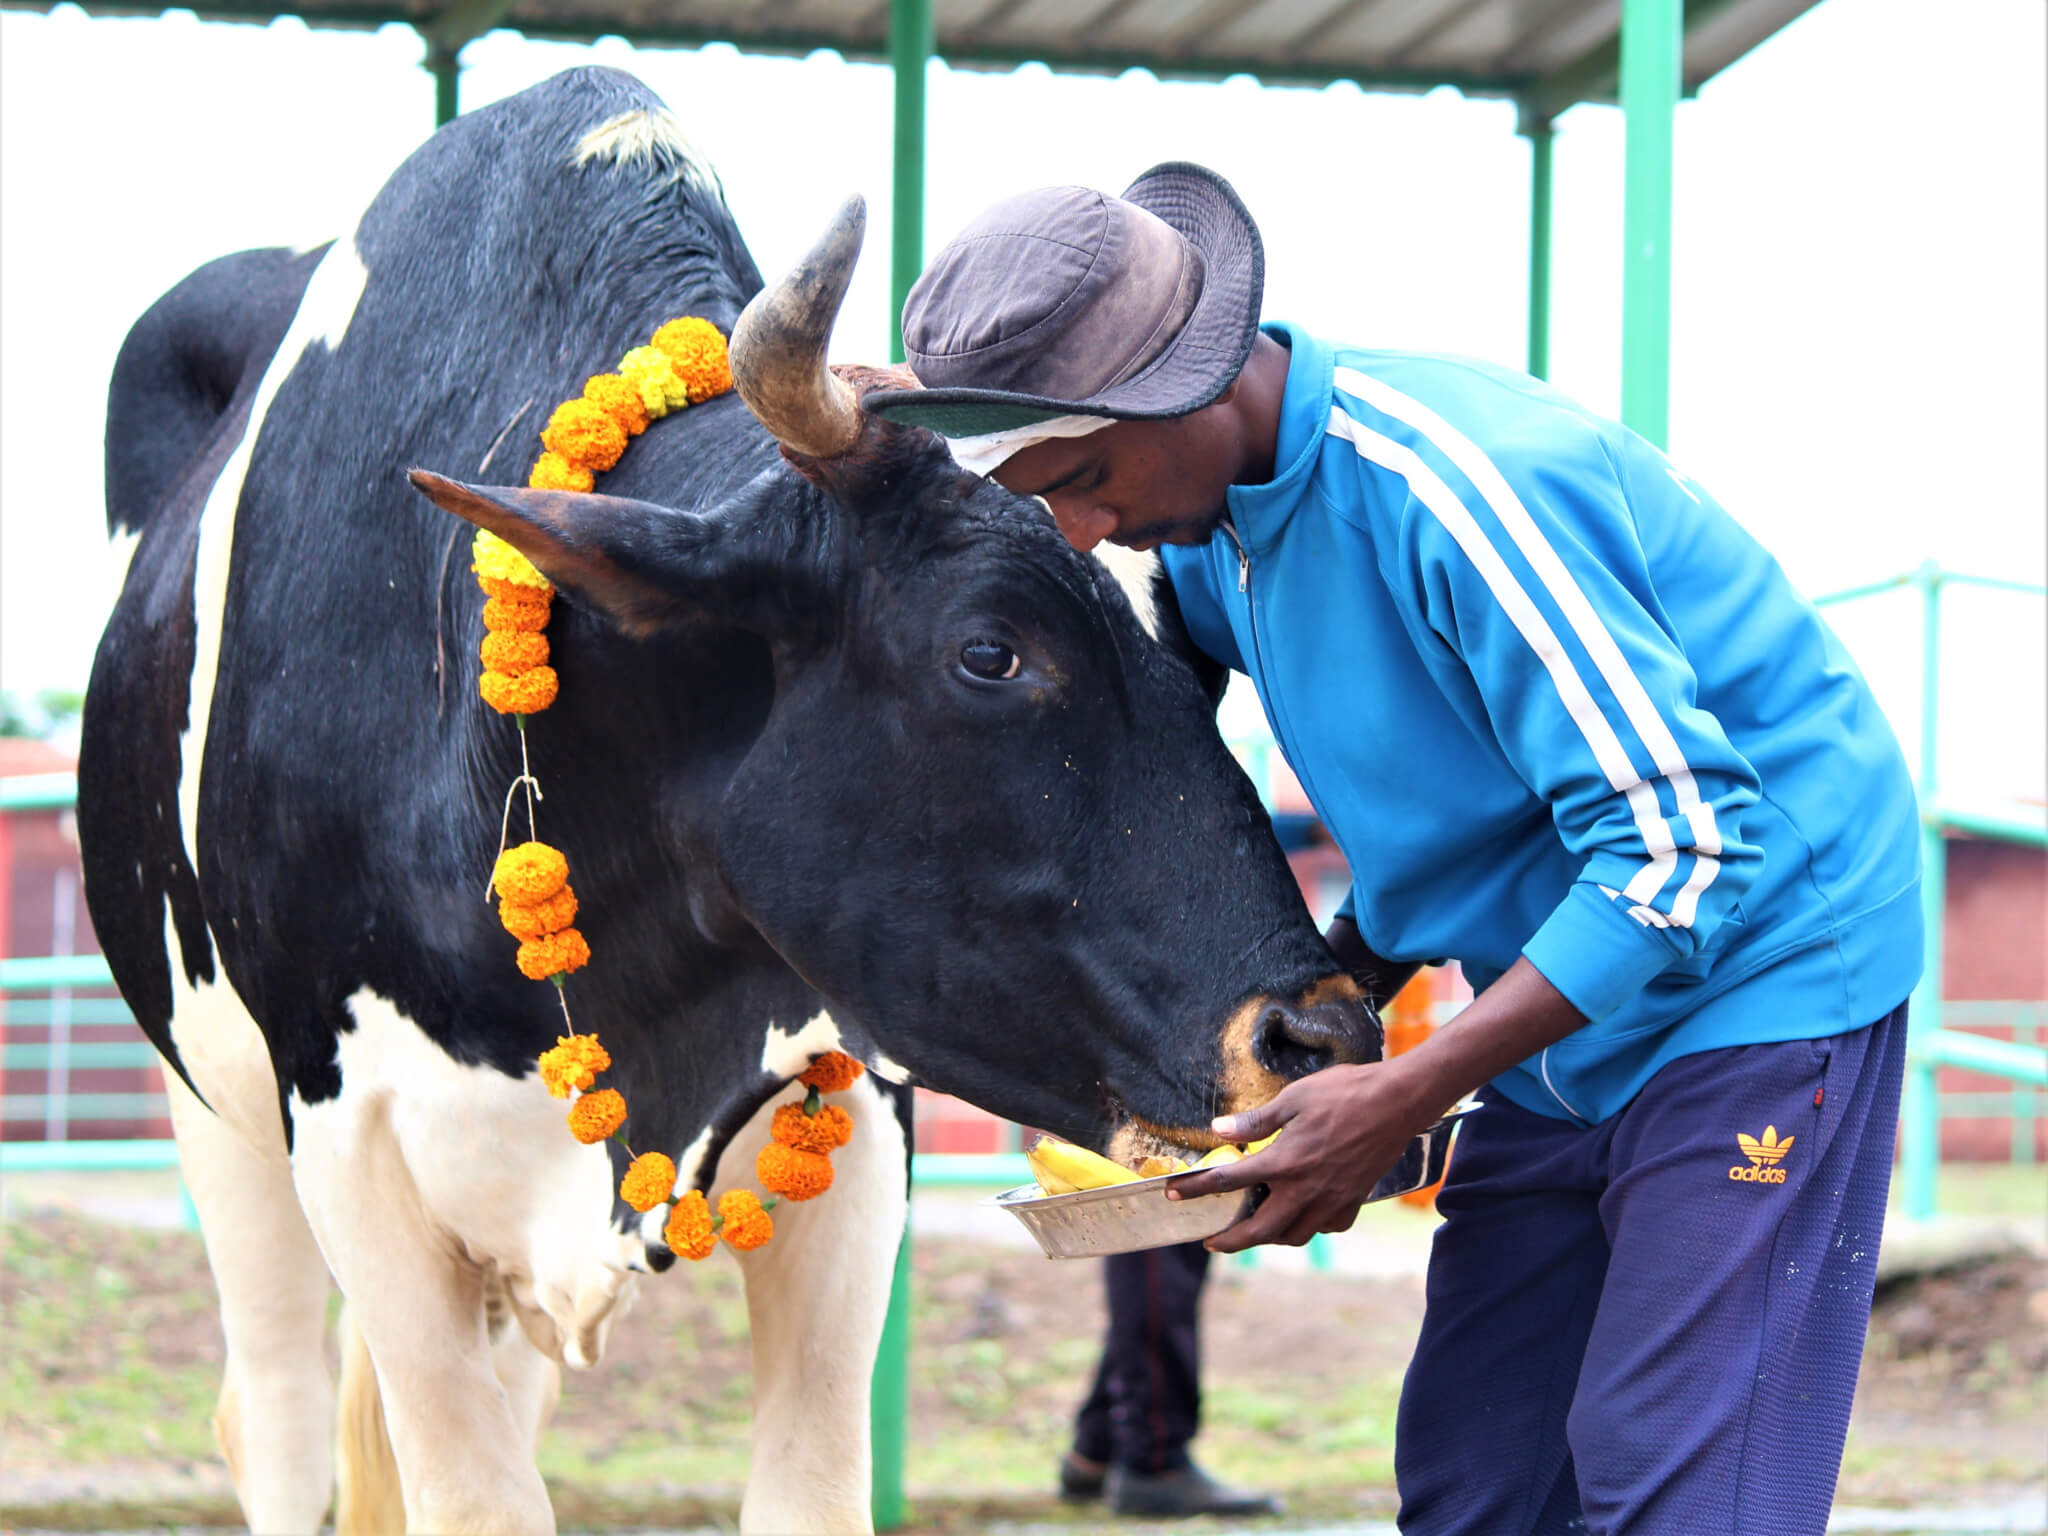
[
  {"x1": 651, "y1": 317, "x2": 733, "y2": 403},
  {"x1": 567, "y1": 1086, "x2": 626, "y2": 1144},
  {"x1": 717, "y1": 1189, "x2": 774, "y2": 1251},
  {"x1": 478, "y1": 572, "x2": 554, "y2": 604},
  {"x1": 480, "y1": 665, "x2": 559, "y2": 716},
  {"x1": 528, "y1": 451, "x2": 594, "y2": 493},
  {"x1": 493, "y1": 841, "x2": 569, "y2": 904},
  {"x1": 499, "y1": 884, "x2": 578, "y2": 942},
  {"x1": 620, "y1": 1151, "x2": 677, "y2": 1212},
  {"x1": 483, "y1": 593, "x2": 551, "y2": 633},
  {"x1": 771, "y1": 1100, "x2": 853, "y2": 1155},
  {"x1": 619, "y1": 345, "x2": 688, "y2": 416},
  {"x1": 583, "y1": 372, "x2": 651, "y2": 437},
  {"x1": 756, "y1": 1141, "x2": 834, "y2": 1202},
  {"x1": 536, "y1": 1030, "x2": 609, "y2": 1098},
  {"x1": 480, "y1": 629, "x2": 549, "y2": 676},
  {"x1": 664, "y1": 1189, "x2": 717, "y2": 1261},
  {"x1": 517, "y1": 925, "x2": 591, "y2": 981},
  {"x1": 797, "y1": 1052, "x2": 865, "y2": 1094},
  {"x1": 541, "y1": 398, "x2": 628, "y2": 474}
]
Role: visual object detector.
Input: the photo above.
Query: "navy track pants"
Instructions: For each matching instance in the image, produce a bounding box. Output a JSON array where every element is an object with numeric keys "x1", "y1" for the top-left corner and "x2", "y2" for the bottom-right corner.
[
  {"x1": 1397, "y1": 1002, "x2": 1907, "y2": 1535},
  {"x1": 1073, "y1": 1240, "x2": 1210, "y2": 1473}
]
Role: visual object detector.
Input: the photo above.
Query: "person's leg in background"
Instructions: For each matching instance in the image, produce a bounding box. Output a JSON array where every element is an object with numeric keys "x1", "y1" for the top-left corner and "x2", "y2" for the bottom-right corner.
[{"x1": 1061, "y1": 1240, "x2": 1282, "y2": 1517}]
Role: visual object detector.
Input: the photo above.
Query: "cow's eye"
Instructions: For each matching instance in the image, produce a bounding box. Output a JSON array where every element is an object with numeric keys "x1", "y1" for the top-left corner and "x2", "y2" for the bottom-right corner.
[{"x1": 960, "y1": 640, "x2": 1021, "y2": 681}]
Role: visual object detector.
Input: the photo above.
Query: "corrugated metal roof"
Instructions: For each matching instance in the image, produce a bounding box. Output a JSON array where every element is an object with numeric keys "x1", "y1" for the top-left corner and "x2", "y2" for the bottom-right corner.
[{"x1": 7, "y1": 0, "x2": 1822, "y2": 112}]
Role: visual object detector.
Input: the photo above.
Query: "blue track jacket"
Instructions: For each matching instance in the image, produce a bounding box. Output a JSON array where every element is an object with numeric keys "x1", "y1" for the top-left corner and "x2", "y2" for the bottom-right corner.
[{"x1": 1164, "y1": 324, "x2": 1923, "y2": 1124}]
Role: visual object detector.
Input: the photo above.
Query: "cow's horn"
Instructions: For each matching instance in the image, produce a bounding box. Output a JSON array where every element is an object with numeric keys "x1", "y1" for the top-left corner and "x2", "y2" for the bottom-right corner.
[{"x1": 730, "y1": 193, "x2": 866, "y2": 459}]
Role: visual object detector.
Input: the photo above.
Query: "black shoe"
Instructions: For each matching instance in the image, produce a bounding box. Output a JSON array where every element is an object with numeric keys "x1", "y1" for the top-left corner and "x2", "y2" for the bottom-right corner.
[
  {"x1": 1105, "y1": 1461, "x2": 1285, "y2": 1518},
  {"x1": 1058, "y1": 1451, "x2": 1108, "y2": 1502}
]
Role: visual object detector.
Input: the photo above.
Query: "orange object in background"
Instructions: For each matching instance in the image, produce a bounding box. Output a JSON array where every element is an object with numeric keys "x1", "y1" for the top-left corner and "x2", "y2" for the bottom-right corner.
[{"x1": 1384, "y1": 970, "x2": 1450, "y2": 1207}]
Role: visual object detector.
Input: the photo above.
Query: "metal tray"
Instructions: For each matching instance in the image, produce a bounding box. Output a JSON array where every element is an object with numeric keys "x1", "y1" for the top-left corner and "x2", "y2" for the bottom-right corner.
[{"x1": 990, "y1": 1100, "x2": 1482, "y2": 1259}]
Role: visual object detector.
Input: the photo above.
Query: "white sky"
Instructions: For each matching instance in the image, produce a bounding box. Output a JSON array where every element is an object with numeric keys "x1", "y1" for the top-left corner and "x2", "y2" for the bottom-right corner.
[{"x1": 1, "y1": 0, "x2": 2042, "y2": 807}]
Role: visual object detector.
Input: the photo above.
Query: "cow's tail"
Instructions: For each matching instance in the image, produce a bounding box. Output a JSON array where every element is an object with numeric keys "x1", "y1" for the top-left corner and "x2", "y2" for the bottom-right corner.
[{"x1": 334, "y1": 1301, "x2": 404, "y2": 1536}]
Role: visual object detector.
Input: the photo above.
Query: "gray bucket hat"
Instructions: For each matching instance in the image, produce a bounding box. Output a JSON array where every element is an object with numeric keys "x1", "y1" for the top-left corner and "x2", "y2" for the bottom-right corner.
[{"x1": 861, "y1": 161, "x2": 1264, "y2": 438}]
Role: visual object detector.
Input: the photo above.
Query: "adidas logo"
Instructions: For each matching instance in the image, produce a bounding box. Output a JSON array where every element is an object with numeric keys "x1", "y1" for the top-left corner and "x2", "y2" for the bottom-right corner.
[{"x1": 1728, "y1": 1126, "x2": 1795, "y2": 1183}]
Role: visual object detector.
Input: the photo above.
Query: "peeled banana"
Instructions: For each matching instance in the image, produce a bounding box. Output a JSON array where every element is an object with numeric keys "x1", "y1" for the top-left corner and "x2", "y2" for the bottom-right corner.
[{"x1": 1025, "y1": 1128, "x2": 1284, "y2": 1196}]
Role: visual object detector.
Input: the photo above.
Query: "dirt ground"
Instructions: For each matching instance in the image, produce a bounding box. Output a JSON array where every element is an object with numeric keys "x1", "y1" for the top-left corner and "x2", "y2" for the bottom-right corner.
[{"x1": 3, "y1": 1207, "x2": 2043, "y2": 1529}]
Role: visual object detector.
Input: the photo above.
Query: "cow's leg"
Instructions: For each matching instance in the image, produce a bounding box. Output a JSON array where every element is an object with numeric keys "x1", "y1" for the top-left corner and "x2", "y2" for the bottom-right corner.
[
  {"x1": 731, "y1": 1074, "x2": 910, "y2": 1534},
  {"x1": 293, "y1": 1112, "x2": 555, "y2": 1536},
  {"x1": 165, "y1": 1070, "x2": 335, "y2": 1532},
  {"x1": 487, "y1": 1267, "x2": 563, "y2": 1456}
]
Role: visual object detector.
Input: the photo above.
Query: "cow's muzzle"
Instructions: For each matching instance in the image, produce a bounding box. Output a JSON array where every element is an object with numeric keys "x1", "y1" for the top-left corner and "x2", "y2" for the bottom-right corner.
[{"x1": 1220, "y1": 973, "x2": 1383, "y2": 1115}]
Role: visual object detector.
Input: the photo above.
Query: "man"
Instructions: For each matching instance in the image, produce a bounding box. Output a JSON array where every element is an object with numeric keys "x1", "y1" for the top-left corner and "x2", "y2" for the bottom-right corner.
[
  {"x1": 865, "y1": 164, "x2": 1921, "y2": 1533},
  {"x1": 1061, "y1": 1242, "x2": 1281, "y2": 1518}
]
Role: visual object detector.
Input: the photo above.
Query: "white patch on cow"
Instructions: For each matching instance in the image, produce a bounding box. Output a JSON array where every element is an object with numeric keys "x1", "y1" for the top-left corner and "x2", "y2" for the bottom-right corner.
[
  {"x1": 107, "y1": 527, "x2": 141, "y2": 599},
  {"x1": 160, "y1": 905, "x2": 287, "y2": 1154},
  {"x1": 177, "y1": 232, "x2": 370, "y2": 881},
  {"x1": 866, "y1": 1049, "x2": 915, "y2": 1086},
  {"x1": 291, "y1": 989, "x2": 639, "y2": 1376},
  {"x1": 725, "y1": 1071, "x2": 910, "y2": 1532},
  {"x1": 1091, "y1": 542, "x2": 1162, "y2": 640},
  {"x1": 573, "y1": 109, "x2": 715, "y2": 193},
  {"x1": 667, "y1": 1120, "x2": 717, "y2": 1195},
  {"x1": 758, "y1": 1009, "x2": 843, "y2": 1080}
]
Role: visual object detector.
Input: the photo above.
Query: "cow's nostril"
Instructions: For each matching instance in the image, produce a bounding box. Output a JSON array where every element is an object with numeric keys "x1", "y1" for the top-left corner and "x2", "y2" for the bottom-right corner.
[
  {"x1": 1253, "y1": 997, "x2": 1384, "y2": 1080},
  {"x1": 1254, "y1": 1002, "x2": 1339, "y2": 1079}
]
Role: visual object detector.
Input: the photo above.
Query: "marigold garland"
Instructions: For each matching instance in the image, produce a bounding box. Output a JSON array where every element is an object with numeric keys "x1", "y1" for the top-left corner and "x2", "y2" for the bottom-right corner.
[
  {"x1": 621, "y1": 1151, "x2": 678, "y2": 1212},
  {"x1": 567, "y1": 1087, "x2": 627, "y2": 1145},
  {"x1": 664, "y1": 1189, "x2": 718, "y2": 1261},
  {"x1": 471, "y1": 316, "x2": 861, "y2": 1263},
  {"x1": 717, "y1": 1190, "x2": 774, "y2": 1252},
  {"x1": 756, "y1": 1141, "x2": 835, "y2": 1202}
]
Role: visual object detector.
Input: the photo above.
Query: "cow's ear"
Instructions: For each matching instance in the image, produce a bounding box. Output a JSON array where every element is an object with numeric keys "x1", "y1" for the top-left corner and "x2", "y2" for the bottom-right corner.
[{"x1": 408, "y1": 470, "x2": 805, "y2": 641}]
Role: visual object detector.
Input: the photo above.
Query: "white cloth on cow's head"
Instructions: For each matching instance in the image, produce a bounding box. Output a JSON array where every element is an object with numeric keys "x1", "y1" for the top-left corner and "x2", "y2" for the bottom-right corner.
[{"x1": 946, "y1": 413, "x2": 1117, "y2": 477}]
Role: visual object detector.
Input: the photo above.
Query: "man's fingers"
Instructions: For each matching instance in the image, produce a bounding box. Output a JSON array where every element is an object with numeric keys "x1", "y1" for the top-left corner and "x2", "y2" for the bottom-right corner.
[
  {"x1": 1208, "y1": 1081, "x2": 1304, "y2": 1145},
  {"x1": 1201, "y1": 1189, "x2": 1303, "y2": 1254},
  {"x1": 1162, "y1": 1145, "x2": 1281, "y2": 1202}
]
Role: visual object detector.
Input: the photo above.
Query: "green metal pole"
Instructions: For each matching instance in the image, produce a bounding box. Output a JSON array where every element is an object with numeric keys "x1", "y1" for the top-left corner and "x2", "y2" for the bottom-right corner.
[
  {"x1": 875, "y1": 6, "x2": 930, "y2": 1517},
  {"x1": 1520, "y1": 105, "x2": 1555, "y2": 381},
  {"x1": 426, "y1": 42, "x2": 460, "y2": 127},
  {"x1": 888, "y1": 0, "x2": 934, "y2": 364},
  {"x1": 870, "y1": 1222, "x2": 913, "y2": 1529},
  {"x1": 1618, "y1": 0, "x2": 1679, "y2": 446},
  {"x1": 1903, "y1": 562, "x2": 1945, "y2": 1220}
]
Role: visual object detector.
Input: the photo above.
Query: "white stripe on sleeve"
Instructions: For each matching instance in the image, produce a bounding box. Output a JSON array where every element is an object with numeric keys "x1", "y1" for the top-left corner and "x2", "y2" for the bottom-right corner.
[
  {"x1": 1326, "y1": 408, "x2": 1684, "y2": 916},
  {"x1": 1333, "y1": 369, "x2": 1724, "y2": 926}
]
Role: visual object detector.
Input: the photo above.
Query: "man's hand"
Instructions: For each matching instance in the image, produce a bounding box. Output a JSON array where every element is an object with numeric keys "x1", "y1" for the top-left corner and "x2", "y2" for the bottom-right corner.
[
  {"x1": 1168, "y1": 956, "x2": 1587, "y2": 1254},
  {"x1": 1163, "y1": 1057, "x2": 1443, "y2": 1251}
]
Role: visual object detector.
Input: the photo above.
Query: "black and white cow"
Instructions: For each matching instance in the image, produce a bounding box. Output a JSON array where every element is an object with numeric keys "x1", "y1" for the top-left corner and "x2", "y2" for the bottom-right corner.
[{"x1": 80, "y1": 67, "x2": 1378, "y2": 1534}]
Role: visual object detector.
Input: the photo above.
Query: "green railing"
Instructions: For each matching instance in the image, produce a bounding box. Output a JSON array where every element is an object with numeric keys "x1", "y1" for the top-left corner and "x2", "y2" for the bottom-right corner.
[{"x1": 1812, "y1": 564, "x2": 2048, "y2": 1218}]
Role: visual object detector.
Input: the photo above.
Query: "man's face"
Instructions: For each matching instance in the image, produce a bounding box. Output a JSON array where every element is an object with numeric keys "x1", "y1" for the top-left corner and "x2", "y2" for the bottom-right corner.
[{"x1": 994, "y1": 403, "x2": 1244, "y2": 554}]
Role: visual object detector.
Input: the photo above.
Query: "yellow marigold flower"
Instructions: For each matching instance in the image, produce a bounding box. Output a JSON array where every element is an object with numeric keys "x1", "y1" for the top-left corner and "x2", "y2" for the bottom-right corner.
[
  {"x1": 529, "y1": 451, "x2": 594, "y2": 493},
  {"x1": 620, "y1": 1151, "x2": 677, "y2": 1212},
  {"x1": 536, "y1": 1031, "x2": 609, "y2": 1098},
  {"x1": 480, "y1": 665, "x2": 559, "y2": 716},
  {"x1": 651, "y1": 317, "x2": 734, "y2": 403},
  {"x1": 483, "y1": 593, "x2": 551, "y2": 633},
  {"x1": 583, "y1": 372, "x2": 651, "y2": 437},
  {"x1": 797, "y1": 1052, "x2": 865, "y2": 1094},
  {"x1": 472, "y1": 529, "x2": 551, "y2": 592},
  {"x1": 567, "y1": 1086, "x2": 626, "y2": 1144},
  {"x1": 619, "y1": 346, "x2": 689, "y2": 417},
  {"x1": 517, "y1": 925, "x2": 591, "y2": 981},
  {"x1": 717, "y1": 1189, "x2": 774, "y2": 1251},
  {"x1": 499, "y1": 884, "x2": 578, "y2": 942},
  {"x1": 493, "y1": 841, "x2": 569, "y2": 904},
  {"x1": 665, "y1": 1189, "x2": 717, "y2": 1261},
  {"x1": 771, "y1": 1100, "x2": 853, "y2": 1155},
  {"x1": 756, "y1": 1141, "x2": 834, "y2": 1202},
  {"x1": 480, "y1": 630, "x2": 549, "y2": 676},
  {"x1": 541, "y1": 398, "x2": 628, "y2": 474}
]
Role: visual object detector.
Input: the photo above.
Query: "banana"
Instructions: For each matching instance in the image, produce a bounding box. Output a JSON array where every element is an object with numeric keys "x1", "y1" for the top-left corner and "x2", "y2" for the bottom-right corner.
[
  {"x1": 1027, "y1": 1136, "x2": 1143, "y2": 1195},
  {"x1": 1195, "y1": 1143, "x2": 1244, "y2": 1169},
  {"x1": 1136, "y1": 1154, "x2": 1190, "y2": 1178}
]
